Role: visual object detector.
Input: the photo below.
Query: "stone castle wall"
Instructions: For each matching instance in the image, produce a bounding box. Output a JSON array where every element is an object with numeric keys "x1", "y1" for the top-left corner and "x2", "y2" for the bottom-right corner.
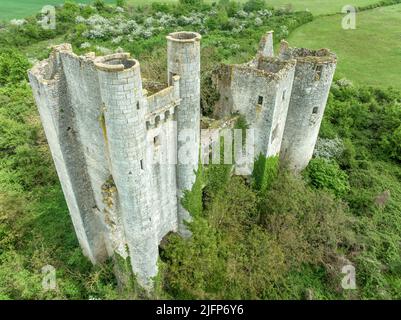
[
  {"x1": 279, "y1": 41, "x2": 337, "y2": 171},
  {"x1": 213, "y1": 33, "x2": 337, "y2": 171},
  {"x1": 29, "y1": 32, "x2": 202, "y2": 288},
  {"x1": 167, "y1": 32, "x2": 201, "y2": 237},
  {"x1": 29, "y1": 30, "x2": 336, "y2": 289},
  {"x1": 224, "y1": 58, "x2": 296, "y2": 158}
]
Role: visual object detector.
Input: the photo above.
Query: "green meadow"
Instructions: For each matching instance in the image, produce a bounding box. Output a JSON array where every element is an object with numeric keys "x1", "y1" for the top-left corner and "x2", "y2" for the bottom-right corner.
[
  {"x1": 0, "y1": 0, "x2": 114, "y2": 20},
  {"x1": 287, "y1": 4, "x2": 401, "y2": 88},
  {"x1": 262, "y1": 0, "x2": 381, "y2": 15},
  {"x1": 0, "y1": 0, "x2": 383, "y2": 21}
]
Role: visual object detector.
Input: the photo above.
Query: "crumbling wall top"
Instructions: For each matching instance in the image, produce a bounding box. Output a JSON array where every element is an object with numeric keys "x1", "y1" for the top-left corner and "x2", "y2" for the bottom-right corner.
[
  {"x1": 166, "y1": 31, "x2": 202, "y2": 43},
  {"x1": 232, "y1": 57, "x2": 296, "y2": 81},
  {"x1": 94, "y1": 53, "x2": 138, "y2": 72},
  {"x1": 280, "y1": 40, "x2": 337, "y2": 64}
]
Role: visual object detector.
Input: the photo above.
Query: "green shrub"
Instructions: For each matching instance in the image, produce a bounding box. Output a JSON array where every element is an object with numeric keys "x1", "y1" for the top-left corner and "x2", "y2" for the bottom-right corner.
[
  {"x1": 93, "y1": 0, "x2": 107, "y2": 11},
  {"x1": 205, "y1": 9, "x2": 230, "y2": 30},
  {"x1": 182, "y1": 164, "x2": 204, "y2": 218},
  {"x1": 116, "y1": 0, "x2": 126, "y2": 7},
  {"x1": 337, "y1": 138, "x2": 357, "y2": 169},
  {"x1": 305, "y1": 158, "x2": 350, "y2": 197},
  {"x1": 260, "y1": 172, "x2": 353, "y2": 267},
  {"x1": 381, "y1": 124, "x2": 401, "y2": 162},
  {"x1": 243, "y1": 0, "x2": 267, "y2": 12},
  {"x1": 252, "y1": 155, "x2": 279, "y2": 193},
  {"x1": 179, "y1": 0, "x2": 203, "y2": 6},
  {"x1": 163, "y1": 176, "x2": 285, "y2": 299},
  {"x1": 218, "y1": 0, "x2": 241, "y2": 17},
  {"x1": 0, "y1": 50, "x2": 30, "y2": 87}
]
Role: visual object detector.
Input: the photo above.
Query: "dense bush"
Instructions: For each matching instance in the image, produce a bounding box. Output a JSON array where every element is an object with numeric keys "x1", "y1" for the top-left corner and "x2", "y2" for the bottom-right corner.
[
  {"x1": 324, "y1": 83, "x2": 401, "y2": 163},
  {"x1": 252, "y1": 154, "x2": 279, "y2": 193},
  {"x1": 0, "y1": 50, "x2": 30, "y2": 86},
  {"x1": 179, "y1": 0, "x2": 203, "y2": 5},
  {"x1": 357, "y1": 0, "x2": 401, "y2": 11},
  {"x1": 243, "y1": 0, "x2": 268, "y2": 12},
  {"x1": 162, "y1": 167, "x2": 354, "y2": 299},
  {"x1": 305, "y1": 158, "x2": 350, "y2": 197}
]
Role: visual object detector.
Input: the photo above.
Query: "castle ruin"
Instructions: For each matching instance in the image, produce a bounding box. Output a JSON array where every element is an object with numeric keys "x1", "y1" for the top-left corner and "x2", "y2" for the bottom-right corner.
[
  {"x1": 28, "y1": 31, "x2": 336, "y2": 289},
  {"x1": 213, "y1": 31, "x2": 337, "y2": 171}
]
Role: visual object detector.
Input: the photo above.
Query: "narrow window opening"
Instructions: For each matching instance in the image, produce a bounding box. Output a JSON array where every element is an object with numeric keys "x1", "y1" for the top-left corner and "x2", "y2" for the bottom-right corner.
[
  {"x1": 165, "y1": 110, "x2": 170, "y2": 120},
  {"x1": 140, "y1": 160, "x2": 144, "y2": 170},
  {"x1": 312, "y1": 107, "x2": 319, "y2": 114},
  {"x1": 258, "y1": 96, "x2": 264, "y2": 105},
  {"x1": 136, "y1": 101, "x2": 140, "y2": 110},
  {"x1": 282, "y1": 90, "x2": 286, "y2": 101},
  {"x1": 315, "y1": 65, "x2": 323, "y2": 81},
  {"x1": 169, "y1": 72, "x2": 177, "y2": 86},
  {"x1": 155, "y1": 115, "x2": 160, "y2": 127},
  {"x1": 154, "y1": 135, "x2": 160, "y2": 147}
]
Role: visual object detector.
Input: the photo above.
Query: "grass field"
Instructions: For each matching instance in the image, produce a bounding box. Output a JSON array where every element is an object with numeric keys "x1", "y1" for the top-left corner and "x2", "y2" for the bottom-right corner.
[
  {"x1": 263, "y1": 0, "x2": 381, "y2": 15},
  {"x1": 287, "y1": 4, "x2": 401, "y2": 88},
  {"x1": 0, "y1": 0, "x2": 383, "y2": 21},
  {"x1": 1, "y1": 0, "x2": 399, "y2": 88},
  {"x1": 0, "y1": 0, "x2": 114, "y2": 20}
]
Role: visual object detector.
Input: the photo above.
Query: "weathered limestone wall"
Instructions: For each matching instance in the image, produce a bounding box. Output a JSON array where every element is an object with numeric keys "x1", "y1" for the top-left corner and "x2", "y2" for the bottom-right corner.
[
  {"x1": 95, "y1": 53, "x2": 160, "y2": 287},
  {"x1": 28, "y1": 33, "x2": 201, "y2": 288},
  {"x1": 146, "y1": 78, "x2": 179, "y2": 114},
  {"x1": 28, "y1": 45, "x2": 108, "y2": 264},
  {"x1": 145, "y1": 77, "x2": 181, "y2": 242},
  {"x1": 29, "y1": 30, "x2": 335, "y2": 289},
  {"x1": 256, "y1": 58, "x2": 296, "y2": 157},
  {"x1": 212, "y1": 64, "x2": 234, "y2": 118},
  {"x1": 58, "y1": 49, "x2": 125, "y2": 258},
  {"x1": 279, "y1": 41, "x2": 337, "y2": 171},
  {"x1": 167, "y1": 32, "x2": 201, "y2": 236},
  {"x1": 257, "y1": 30, "x2": 274, "y2": 58},
  {"x1": 213, "y1": 32, "x2": 336, "y2": 173},
  {"x1": 214, "y1": 57, "x2": 296, "y2": 158}
]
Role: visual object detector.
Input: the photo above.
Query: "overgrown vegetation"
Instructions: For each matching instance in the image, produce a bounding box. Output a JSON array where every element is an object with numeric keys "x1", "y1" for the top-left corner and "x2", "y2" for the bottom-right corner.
[{"x1": 1, "y1": 0, "x2": 400, "y2": 300}]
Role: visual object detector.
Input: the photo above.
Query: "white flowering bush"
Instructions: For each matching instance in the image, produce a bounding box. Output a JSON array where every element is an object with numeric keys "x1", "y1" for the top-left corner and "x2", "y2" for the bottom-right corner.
[
  {"x1": 337, "y1": 78, "x2": 353, "y2": 88},
  {"x1": 115, "y1": 6, "x2": 124, "y2": 13},
  {"x1": 75, "y1": 16, "x2": 86, "y2": 24},
  {"x1": 86, "y1": 14, "x2": 109, "y2": 26},
  {"x1": 111, "y1": 36, "x2": 123, "y2": 44},
  {"x1": 258, "y1": 9, "x2": 273, "y2": 17},
  {"x1": 236, "y1": 10, "x2": 248, "y2": 18},
  {"x1": 278, "y1": 25, "x2": 289, "y2": 38},
  {"x1": 80, "y1": 42, "x2": 91, "y2": 49},
  {"x1": 314, "y1": 137, "x2": 344, "y2": 159},
  {"x1": 73, "y1": 4, "x2": 280, "y2": 44},
  {"x1": 95, "y1": 46, "x2": 113, "y2": 55},
  {"x1": 10, "y1": 19, "x2": 27, "y2": 26},
  {"x1": 255, "y1": 17, "x2": 263, "y2": 26},
  {"x1": 157, "y1": 13, "x2": 176, "y2": 27}
]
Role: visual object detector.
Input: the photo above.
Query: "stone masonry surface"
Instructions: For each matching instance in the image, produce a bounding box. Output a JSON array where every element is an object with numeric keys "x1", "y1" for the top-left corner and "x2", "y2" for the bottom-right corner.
[
  {"x1": 214, "y1": 31, "x2": 337, "y2": 172},
  {"x1": 29, "y1": 31, "x2": 336, "y2": 289}
]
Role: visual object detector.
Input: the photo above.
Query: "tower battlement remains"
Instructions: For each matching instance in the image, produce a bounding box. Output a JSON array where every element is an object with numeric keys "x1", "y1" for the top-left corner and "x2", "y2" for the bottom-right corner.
[{"x1": 213, "y1": 32, "x2": 337, "y2": 172}]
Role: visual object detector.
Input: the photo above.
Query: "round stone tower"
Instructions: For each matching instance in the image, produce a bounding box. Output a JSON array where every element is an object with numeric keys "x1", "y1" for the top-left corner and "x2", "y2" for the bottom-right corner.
[
  {"x1": 279, "y1": 41, "x2": 337, "y2": 172},
  {"x1": 95, "y1": 53, "x2": 157, "y2": 288},
  {"x1": 166, "y1": 31, "x2": 201, "y2": 236}
]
